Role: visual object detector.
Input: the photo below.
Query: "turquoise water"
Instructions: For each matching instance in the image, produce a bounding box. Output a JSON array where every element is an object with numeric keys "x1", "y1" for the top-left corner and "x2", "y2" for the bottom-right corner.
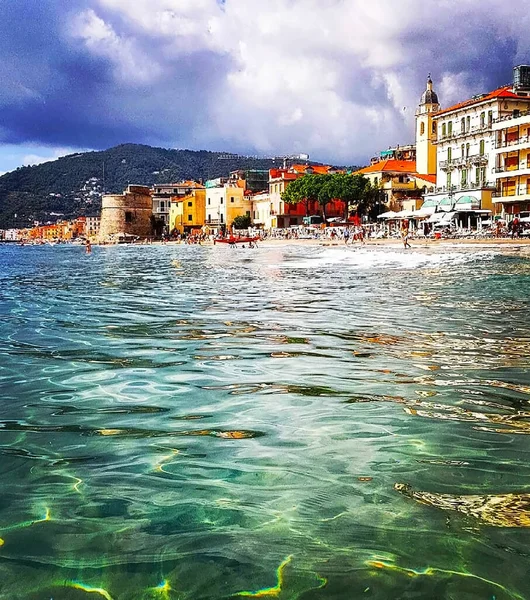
[{"x1": 1, "y1": 243, "x2": 530, "y2": 599}]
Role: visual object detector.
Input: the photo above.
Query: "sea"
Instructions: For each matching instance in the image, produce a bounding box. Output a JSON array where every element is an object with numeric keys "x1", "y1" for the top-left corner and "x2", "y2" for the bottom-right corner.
[{"x1": 1, "y1": 242, "x2": 530, "y2": 599}]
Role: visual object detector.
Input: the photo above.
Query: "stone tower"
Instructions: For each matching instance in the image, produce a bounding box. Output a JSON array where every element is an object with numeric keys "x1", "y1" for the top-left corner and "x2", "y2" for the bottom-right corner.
[
  {"x1": 415, "y1": 75, "x2": 440, "y2": 175},
  {"x1": 99, "y1": 185, "x2": 152, "y2": 240}
]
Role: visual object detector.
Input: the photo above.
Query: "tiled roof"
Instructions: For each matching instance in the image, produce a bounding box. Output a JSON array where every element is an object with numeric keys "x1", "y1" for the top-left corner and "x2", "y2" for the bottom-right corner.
[
  {"x1": 356, "y1": 159, "x2": 418, "y2": 174},
  {"x1": 435, "y1": 86, "x2": 529, "y2": 117},
  {"x1": 416, "y1": 174, "x2": 436, "y2": 184}
]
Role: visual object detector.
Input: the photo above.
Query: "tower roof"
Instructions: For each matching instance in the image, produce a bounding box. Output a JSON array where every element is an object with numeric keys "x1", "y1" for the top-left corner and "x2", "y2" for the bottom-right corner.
[{"x1": 420, "y1": 74, "x2": 439, "y2": 105}]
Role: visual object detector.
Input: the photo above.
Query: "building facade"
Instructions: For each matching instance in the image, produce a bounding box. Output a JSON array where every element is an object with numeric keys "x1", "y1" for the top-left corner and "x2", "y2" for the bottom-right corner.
[
  {"x1": 169, "y1": 187, "x2": 206, "y2": 234},
  {"x1": 493, "y1": 108, "x2": 530, "y2": 218},
  {"x1": 425, "y1": 67, "x2": 530, "y2": 214},
  {"x1": 152, "y1": 182, "x2": 204, "y2": 234},
  {"x1": 99, "y1": 185, "x2": 153, "y2": 240},
  {"x1": 84, "y1": 216, "x2": 101, "y2": 239},
  {"x1": 205, "y1": 185, "x2": 251, "y2": 231},
  {"x1": 415, "y1": 76, "x2": 439, "y2": 175}
]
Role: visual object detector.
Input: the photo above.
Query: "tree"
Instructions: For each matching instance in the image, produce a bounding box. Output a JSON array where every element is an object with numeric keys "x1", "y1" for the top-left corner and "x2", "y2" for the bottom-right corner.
[
  {"x1": 232, "y1": 214, "x2": 251, "y2": 230},
  {"x1": 282, "y1": 172, "x2": 379, "y2": 222},
  {"x1": 282, "y1": 175, "x2": 319, "y2": 215}
]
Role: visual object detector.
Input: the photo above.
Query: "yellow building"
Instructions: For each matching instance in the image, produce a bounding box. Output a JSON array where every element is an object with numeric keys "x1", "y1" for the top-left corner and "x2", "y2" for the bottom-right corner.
[
  {"x1": 415, "y1": 75, "x2": 439, "y2": 175},
  {"x1": 169, "y1": 187, "x2": 206, "y2": 233},
  {"x1": 493, "y1": 110, "x2": 530, "y2": 219}
]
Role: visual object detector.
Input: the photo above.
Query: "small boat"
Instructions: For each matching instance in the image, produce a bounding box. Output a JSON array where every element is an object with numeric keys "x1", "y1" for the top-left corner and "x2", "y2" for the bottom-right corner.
[{"x1": 214, "y1": 236, "x2": 259, "y2": 245}]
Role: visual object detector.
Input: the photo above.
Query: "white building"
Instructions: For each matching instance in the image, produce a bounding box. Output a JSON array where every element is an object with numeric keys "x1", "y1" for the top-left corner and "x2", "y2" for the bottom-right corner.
[
  {"x1": 425, "y1": 66, "x2": 530, "y2": 214},
  {"x1": 85, "y1": 216, "x2": 100, "y2": 238},
  {"x1": 205, "y1": 184, "x2": 250, "y2": 231}
]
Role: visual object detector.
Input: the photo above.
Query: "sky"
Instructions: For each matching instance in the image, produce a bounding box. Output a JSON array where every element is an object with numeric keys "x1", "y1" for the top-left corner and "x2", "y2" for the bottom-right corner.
[{"x1": 1, "y1": 0, "x2": 529, "y2": 173}]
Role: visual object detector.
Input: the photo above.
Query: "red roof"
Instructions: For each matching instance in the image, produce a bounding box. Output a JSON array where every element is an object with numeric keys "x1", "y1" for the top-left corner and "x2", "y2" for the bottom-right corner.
[
  {"x1": 416, "y1": 174, "x2": 436, "y2": 184},
  {"x1": 356, "y1": 159, "x2": 417, "y2": 174},
  {"x1": 435, "y1": 86, "x2": 529, "y2": 117}
]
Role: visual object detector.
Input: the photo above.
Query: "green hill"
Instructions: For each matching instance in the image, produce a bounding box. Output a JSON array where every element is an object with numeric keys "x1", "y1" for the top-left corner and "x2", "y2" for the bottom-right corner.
[{"x1": 0, "y1": 144, "x2": 353, "y2": 229}]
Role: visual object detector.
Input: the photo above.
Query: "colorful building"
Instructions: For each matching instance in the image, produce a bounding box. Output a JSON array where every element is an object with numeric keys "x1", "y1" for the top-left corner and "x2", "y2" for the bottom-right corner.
[
  {"x1": 169, "y1": 186, "x2": 206, "y2": 234},
  {"x1": 492, "y1": 105, "x2": 530, "y2": 219},
  {"x1": 205, "y1": 183, "x2": 250, "y2": 232}
]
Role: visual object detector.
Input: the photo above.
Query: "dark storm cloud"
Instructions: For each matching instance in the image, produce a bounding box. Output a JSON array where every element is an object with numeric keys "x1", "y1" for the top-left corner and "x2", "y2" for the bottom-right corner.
[
  {"x1": 0, "y1": 0, "x2": 233, "y2": 150},
  {"x1": 1, "y1": 0, "x2": 530, "y2": 163}
]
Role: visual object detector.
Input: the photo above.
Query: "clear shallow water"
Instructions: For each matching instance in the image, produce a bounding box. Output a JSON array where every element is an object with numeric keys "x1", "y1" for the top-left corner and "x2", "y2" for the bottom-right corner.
[{"x1": 1, "y1": 243, "x2": 530, "y2": 599}]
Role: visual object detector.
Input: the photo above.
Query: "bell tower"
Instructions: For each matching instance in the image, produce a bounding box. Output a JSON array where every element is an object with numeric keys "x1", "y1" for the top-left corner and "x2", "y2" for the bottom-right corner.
[{"x1": 415, "y1": 74, "x2": 440, "y2": 175}]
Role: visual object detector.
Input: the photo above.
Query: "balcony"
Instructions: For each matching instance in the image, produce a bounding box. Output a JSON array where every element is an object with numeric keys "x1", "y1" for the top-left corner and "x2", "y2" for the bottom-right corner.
[
  {"x1": 492, "y1": 109, "x2": 530, "y2": 126},
  {"x1": 430, "y1": 182, "x2": 495, "y2": 195},
  {"x1": 494, "y1": 135, "x2": 530, "y2": 150},
  {"x1": 382, "y1": 180, "x2": 416, "y2": 190},
  {"x1": 494, "y1": 162, "x2": 530, "y2": 175},
  {"x1": 439, "y1": 157, "x2": 466, "y2": 170},
  {"x1": 493, "y1": 185, "x2": 530, "y2": 203}
]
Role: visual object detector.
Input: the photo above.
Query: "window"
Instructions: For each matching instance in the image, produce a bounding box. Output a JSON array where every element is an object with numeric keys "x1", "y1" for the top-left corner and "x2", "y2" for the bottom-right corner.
[
  {"x1": 125, "y1": 211, "x2": 132, "y2": 223},
  {"x1": 461, "y1": 144, "x2": 465, "y2": 157},
  {"x1": 466, "y1": 116, "x2": 471, "y2": 132},
  {"x1": 220, "y1": 198, "x2": 223, "y2": 204},
  {"x1": 448, "y1": 121, "x2": 453, "y2": 135},
  {"x1": 207, "y1": 198, "x2": 210, "y2": 205},
  {"x1": 374, "y1": 177, "x2": 378, "y2": 185},
  {"x1": 442, "y1": 123, "x2": 447, "y2": 137},
  {"x1": 187, "y1": 201, "x2": 192, "y2": 207},
  {"x1": 420, "y1": 122, "x2": 425, "y2": 135},
  {"x1": 188, "y1": 214, "x2": 192, "y2": 221},
  {"x1": 488, "y1": 110, "x2": 493, "y2": 127},
  {"x1": 479, "y1": 139, "x2": 485, "y2": 155},
  {"x1": 432, "y1": 122, "x2": 436, "y2": 134},
  {"x1": 208, "y1": 215, "x2": 211, "y2": 223},
  {"x1": 461, "y1": 118, "x2": 465, "y2": 133},
  {"x1": 480, "y1": 112, "x2": 485, "y2": 128},
  {"x1": 481, "y1": 167, "x2": 486, "y2": 183},
  {"x1": 461, "y1": 169, "x2": 467, "y2": 185},
  {"x1": 447, "y1": 147, "x2": 452, "y2": 161},
  {"x1": 475, "y1": 167, "x2": 480, "y2": 185},
  {"x1": 246, "y1": 210, "x2": 250, "y2": 216},
  {"x1": 220, "y1": 214, "x2": 224, "y2": 223},
  {"x1": 466, "y1": 143, "x2": 470, "y2": 157},
  {"x1": 230, "y1": 197, "x2": 235, "y2": 203}
]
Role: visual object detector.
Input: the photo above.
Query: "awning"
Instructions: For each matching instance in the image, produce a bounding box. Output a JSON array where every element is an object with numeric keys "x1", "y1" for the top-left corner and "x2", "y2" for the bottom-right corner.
[
  {"x1": 456, "y1": 195, "x2": 479, "y2": 207},
  {"x1": 377, "y1": 211, "x2": 398, "y2": 219},
  {"x1": 437, "y1": 197, "x2": 453, "y2": 211},
  {"x1": 427, "y1": 212, "x2": 444, "y2": 223},
  {"x1": 441, "y1": 211, "x2": 456, "y2": 222}
]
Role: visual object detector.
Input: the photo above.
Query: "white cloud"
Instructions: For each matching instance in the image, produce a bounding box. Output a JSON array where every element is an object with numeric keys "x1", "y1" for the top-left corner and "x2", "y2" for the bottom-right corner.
[{"x1": 54, "y1": 0, "x2": 530, "y2": 162}]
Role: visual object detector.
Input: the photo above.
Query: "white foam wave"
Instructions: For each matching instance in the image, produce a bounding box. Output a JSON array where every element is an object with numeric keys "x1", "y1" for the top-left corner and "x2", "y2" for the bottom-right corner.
[{"x1": 276, "y1": 247, "x2": 499, "y2": 270}]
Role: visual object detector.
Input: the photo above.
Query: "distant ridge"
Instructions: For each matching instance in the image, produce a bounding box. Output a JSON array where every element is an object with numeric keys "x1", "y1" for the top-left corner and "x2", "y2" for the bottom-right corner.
[{"x1": 0, "y1": 143, "x2": 357, "y2": 229}]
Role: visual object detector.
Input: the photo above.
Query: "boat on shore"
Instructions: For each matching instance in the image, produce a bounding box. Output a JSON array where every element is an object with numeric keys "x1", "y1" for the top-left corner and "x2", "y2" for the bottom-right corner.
[{"x1": 214, "y1": 236, "x2": 259, "y2": 245}]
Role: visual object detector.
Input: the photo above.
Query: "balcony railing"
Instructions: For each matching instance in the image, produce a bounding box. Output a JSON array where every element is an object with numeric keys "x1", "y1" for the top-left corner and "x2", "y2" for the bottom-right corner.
[
  {"x1": 431, "y1": 181, "x2": 495, "y2": 194},
  {"x1": 493, "y1": 185, "x2": 530, "y2": 197},
  {"x1": 495, "y1": 134, "x2": 530, "y2": 149},
  {"x1": 493, "y1": 109, "x2": 530, "y2": 125},
  {"x1": 495, "y1": 162, "x2": 530, "y2": 173}
]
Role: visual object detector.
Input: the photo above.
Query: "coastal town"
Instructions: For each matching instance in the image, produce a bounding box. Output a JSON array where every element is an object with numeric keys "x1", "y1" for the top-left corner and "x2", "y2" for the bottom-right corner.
[{"x1": 3, "y1": 65, "x2": 530, "y2": 244}]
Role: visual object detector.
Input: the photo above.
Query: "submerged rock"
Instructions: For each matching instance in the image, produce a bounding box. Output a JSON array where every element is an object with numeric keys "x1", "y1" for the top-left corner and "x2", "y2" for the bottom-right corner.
[{"x1": 394, "y1": 483, "x2": 530, "y2": 527}]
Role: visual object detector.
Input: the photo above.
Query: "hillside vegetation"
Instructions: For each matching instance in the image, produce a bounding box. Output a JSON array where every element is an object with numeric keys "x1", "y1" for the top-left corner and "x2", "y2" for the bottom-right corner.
[{"x1": 0, "y1": 144, "x2": 354, "y2": 229}]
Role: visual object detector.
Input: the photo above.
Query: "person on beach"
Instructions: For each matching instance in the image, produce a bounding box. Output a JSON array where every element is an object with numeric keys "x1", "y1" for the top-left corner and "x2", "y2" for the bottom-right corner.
[
  {"x1": 401, "y1": 219, "x2": 411, "y2": 249},
  {"x1": 512, "y1": 216, "x2": 520, "y2": 239},
  {"x1": 343, "y1": 228, "x2": 350, "y2": 244}
]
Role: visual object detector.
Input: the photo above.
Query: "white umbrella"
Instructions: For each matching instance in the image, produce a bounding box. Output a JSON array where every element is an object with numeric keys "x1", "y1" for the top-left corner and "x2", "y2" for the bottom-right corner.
[{"x1": 377, "y1": 211, "x2": 397, "y2": 219}]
